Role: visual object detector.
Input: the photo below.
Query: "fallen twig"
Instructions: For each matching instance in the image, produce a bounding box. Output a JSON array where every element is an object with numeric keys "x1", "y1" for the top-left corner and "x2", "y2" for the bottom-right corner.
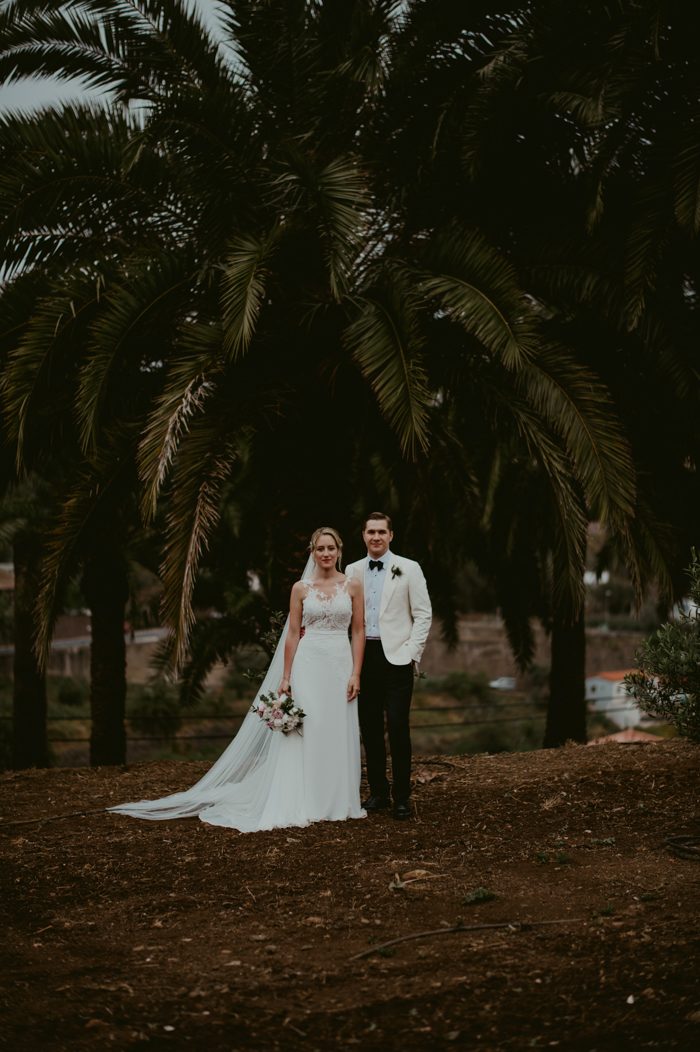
[
  {"x1": 665, "y1": 835, "x2": 700, "y2": 860},
  {"x1": 0, "y1": 807, "x2": 109, "y2": 829},
  {"x1": 349, "y1": 917, "x2": 585, "y2": 961}
]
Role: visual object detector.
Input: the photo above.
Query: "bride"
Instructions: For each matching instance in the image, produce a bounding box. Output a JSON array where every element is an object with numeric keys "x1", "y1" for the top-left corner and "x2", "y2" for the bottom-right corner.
[{"x1": 109, "y1": 527, "x2": 367, "y2": 832}]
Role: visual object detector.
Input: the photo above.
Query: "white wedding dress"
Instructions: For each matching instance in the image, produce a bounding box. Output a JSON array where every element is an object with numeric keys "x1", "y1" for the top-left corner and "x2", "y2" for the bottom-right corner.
[{"x1": 109, "y1": 578, "x2": 366, "y2": 833}]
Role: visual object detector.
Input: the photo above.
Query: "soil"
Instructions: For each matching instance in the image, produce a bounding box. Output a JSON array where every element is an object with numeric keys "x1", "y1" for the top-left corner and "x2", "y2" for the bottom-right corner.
[{"x1": 1, "y1": 740, "x2": 699, "y2": 1051}]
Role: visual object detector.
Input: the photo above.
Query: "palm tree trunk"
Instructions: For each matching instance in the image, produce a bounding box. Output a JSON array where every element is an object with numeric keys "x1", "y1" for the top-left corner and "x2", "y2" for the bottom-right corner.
[
  {"x1": 83, "y1": 544, "x2": 129, "y2": 766},
  {"x1": 544, "y1": 609, "x2": 587, "y2": 747},
  {"x1": 12, "y1": 532, "x2": 49, "y2": 769}
]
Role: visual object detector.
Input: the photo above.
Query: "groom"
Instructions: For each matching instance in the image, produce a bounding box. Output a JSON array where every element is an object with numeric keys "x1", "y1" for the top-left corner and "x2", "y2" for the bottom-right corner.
[{"x1": 345, "y1": 513, "x2": 432, "y2": 820}]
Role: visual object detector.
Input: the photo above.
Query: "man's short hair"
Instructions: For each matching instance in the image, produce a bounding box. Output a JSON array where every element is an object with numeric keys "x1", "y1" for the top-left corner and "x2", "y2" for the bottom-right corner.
[{"x1": 363, "y1": 511, "x2": 393, "y2": 531}]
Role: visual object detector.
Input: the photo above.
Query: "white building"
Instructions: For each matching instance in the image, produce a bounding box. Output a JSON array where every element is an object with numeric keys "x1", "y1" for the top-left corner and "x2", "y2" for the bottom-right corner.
[{"x1": 585, "y1": 669, "x2": 644, "y2": 729}]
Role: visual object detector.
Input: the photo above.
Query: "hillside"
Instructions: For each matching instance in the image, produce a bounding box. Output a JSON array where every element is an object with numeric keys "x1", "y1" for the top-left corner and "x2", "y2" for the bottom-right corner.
[{"x1": 1, "y1": 740, "x2": 698, "y2": 1050}]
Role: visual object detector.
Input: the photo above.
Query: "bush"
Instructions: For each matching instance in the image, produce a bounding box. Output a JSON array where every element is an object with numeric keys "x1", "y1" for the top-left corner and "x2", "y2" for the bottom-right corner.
[
  {"x1": 55, "y1": 677, "x2": 88, "y2": 708},
  {"x1": 127, "y1": 682, "x2": 182, "y2": 741},
  {"x1": 421, "y1": 670, "x2": 493, "y2": 703},
  {"x1": 625, "y1": 553, "x2": 700, "y2": 741},
  {"x1": 224, "y1": 667, "x2": 256, "y2": 698}
]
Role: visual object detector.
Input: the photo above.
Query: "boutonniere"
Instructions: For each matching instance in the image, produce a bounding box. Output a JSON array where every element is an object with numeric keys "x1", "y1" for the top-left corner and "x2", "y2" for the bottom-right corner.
[{"x1": 391, "y1": 564, "x2": 402, "y2": 579}]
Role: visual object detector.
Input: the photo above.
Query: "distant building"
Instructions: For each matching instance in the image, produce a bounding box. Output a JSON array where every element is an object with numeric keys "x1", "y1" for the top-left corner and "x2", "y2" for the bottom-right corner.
[
  {"x1": 489, "y1": 676, "x2": 516, "y2": 691},
  {"x1": 585, "y1": 669, "x2": 644, "y2": 729}
]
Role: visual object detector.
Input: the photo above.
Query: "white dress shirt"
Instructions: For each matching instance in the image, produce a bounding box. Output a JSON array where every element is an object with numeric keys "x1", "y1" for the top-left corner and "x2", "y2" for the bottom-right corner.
[{"x1": 364, "y1": 550, "x2": 392, "y2": 639}]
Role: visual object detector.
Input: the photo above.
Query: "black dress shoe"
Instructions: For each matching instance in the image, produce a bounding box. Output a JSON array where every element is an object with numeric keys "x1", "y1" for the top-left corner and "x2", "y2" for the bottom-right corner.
[
  {"x1": 393, "y1": 801, "x2": 412, "y2": 820},
  {"x1": 362, "y1": 795, "x2": 390, "y2": 811}
]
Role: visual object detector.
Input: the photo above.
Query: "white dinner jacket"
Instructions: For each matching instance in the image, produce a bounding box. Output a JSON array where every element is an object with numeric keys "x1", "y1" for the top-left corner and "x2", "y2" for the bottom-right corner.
[{"x1": 345, "y1": 554, "x2": 432, "y2": 666}]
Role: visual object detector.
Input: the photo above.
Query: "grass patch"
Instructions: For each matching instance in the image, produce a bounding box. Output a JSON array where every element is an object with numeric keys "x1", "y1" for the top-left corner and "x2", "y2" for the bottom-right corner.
[{"x1": 463, "y1": 886, "x2": 496, "y2": 905}]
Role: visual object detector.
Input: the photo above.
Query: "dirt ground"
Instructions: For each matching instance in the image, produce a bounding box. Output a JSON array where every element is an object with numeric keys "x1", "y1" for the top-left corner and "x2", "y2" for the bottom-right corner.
[{"x1": 1, "y1": 740, "x2": 699, "y2": 1051}]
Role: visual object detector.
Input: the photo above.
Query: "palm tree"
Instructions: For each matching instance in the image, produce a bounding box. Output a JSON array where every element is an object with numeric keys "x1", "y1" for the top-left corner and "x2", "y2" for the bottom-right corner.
[
  {"x1": 0, "y1": 478, "x2": 53, "y2": 768},
  {"x1": 0, "y1": 100, "x2": 163, "y2": 764},
  {"x1": 453, "y1": 0, "x2": 700, "y2": 740},
  {"x1": 0, "y1": 1, "x2": 640, "y2": 756}
]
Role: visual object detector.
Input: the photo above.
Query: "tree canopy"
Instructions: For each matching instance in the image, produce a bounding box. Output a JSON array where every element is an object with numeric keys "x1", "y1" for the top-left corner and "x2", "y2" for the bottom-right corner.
[{"x1": 1, "y1": 1, "x2": 699, "y2": 752}]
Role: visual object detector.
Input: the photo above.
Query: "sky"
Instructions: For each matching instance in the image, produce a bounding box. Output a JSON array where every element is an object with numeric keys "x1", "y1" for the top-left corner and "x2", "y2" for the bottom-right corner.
[{"x1": 0, "y1": 1, "x2": 227, "y2": 113}]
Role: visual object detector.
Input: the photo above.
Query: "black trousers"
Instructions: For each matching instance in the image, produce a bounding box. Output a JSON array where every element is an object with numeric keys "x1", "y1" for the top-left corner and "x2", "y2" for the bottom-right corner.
[{"x1": 358, "y1": 640, "x2": 414, "y2": 803}]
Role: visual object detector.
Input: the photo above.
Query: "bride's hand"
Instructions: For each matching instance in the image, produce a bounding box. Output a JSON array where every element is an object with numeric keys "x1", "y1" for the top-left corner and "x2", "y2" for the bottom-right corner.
[
  {"x1": 346, "y1": 674, "x2": 360, "y2": 701},
  {"x1": 277, "y1": 679, "x2": 291, "y2": 697}
]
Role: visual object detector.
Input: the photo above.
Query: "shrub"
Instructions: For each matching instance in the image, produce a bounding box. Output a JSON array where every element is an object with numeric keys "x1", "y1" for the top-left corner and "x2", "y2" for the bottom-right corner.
[
  {"x1": 56, "y1": 677, "x2": 88, "y2": 708},
  {"x1": 463, "y1": 886, "x2": 496, "y2": 905},
  {"x1": 127, "y1": 682, "x2": 182, "y2": 740},
  {"x1": 224, "y1": 667, "x2": 255, "y2": 698},
  {"x1": 436, "y1": 670, "x2": 493, "y2": 703},
  {"x1": 625, "y1": 553, "x2": 700, "y2": 741}
]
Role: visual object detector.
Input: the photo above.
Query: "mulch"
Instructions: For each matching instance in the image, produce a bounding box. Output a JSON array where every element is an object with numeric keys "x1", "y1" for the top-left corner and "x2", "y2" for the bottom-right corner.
[{"x1": 1, "y1": 739, "x2": 699, "y2": 1050}]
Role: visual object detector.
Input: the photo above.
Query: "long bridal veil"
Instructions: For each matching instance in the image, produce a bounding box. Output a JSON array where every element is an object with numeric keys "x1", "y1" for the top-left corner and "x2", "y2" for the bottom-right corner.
[{"x1": 108, "y1": 554, "x2": 316, "y2": 822}]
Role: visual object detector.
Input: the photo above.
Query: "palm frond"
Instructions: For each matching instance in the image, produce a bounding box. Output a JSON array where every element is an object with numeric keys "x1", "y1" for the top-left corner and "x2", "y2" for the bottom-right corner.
[
  {"x1": 343, "y1": 285, "x2": 431, "y2": 459},
  {"x1": 616, "y1": 501, "x2": 677, "y2": 609},
  {"x1": 175, "y1": 593, "x2": 266, "y2": 706},
  {"x1": 546, "y1": 90, "x2": 605, "y2": 128},
  {"x1": 313, "y1": 155, "x2": 370, "y2": 300},
  {"x1": 159, "y1": 424, "x2": 240, "y2": 670},
  {"x1": 0, "y1": 104, "x2": 170, "y2": 280},
  {"x1": 0, "y1": 3, "x2": 144, "y2": 97},
  {"x1": 623, "y1": 179, "x2": 670, "y2": 330},
  {"x1": 219, "y1": 227, "x2": 280, "y2": 360},
  {"x1": 520, "y1": 345, "x2": 636, "y2": 526},
  {"x1": 0, "y1": 0, "x2": 229, "y2": 103},
  {"x1": 673, "y1": 133, "x2": 700, "y2": 235},
  {"x1": 138, "y1": 357, "x2": 219, "y2": 522},
  {"x1": 76, "y1": 254, "x2": 198, "y2": 453},
  {"x1": 419, "y1": 228, "x2": 535, "y2": 371},
  {"x1": 273, "y1": 152, "x2": 370, "y2": 300},
  {"x1": 1, "y1": 278, "x2": 97, "y2": 469},
  {"x1": 498, "y1": 394, "x2": 588, "y2": 615},
  {"x1": 33, "y1": 460, "x2": 129, "y2": 664}
]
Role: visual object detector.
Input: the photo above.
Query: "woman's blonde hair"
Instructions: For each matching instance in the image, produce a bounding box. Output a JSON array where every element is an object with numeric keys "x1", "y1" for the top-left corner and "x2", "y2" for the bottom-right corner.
[{"x1": 309, "y1": 526, "x2": 343, "y2": 569}]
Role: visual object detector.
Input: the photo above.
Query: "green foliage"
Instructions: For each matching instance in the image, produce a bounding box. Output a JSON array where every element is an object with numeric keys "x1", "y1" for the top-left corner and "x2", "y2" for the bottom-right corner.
[
  {"x1": 224, "y1": 668, "x2": 255, "y2": 699},
  {"x1": 127, "y1": 682, "x2": 182, "y2": 741},
  {"x1": 0, "y1": 0, "x2": 698, "y2": 753},
  {"x1": 625, "y1": 554, "x2": 700, "y2": 741},
  {"x1": 474, "y1": 720, "x2": 544, "y2": 755},
  {"x1": 419, "y1": 670, "x2": 493, "y2": 703},
  {"x1": 0, "y1": 0, "x2": 659, "y2": 687},
  {"x1": 55, "y1": 677, "x2": 88, "y2": 708},
  {"x1": 463, "y1": 886, "x2": 496, "y2": 905}
]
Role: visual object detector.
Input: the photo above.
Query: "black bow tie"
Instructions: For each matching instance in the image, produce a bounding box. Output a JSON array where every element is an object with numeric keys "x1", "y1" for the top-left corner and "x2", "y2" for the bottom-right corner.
[{"x1": 368, "y1": 559, "x2": 384, "y2": 571}]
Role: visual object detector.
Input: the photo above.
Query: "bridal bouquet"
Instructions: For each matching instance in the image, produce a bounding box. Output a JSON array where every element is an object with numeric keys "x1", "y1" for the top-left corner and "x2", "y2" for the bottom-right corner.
[{"x1": 253, "y1": 691, "x2": 306, "y2": 735}]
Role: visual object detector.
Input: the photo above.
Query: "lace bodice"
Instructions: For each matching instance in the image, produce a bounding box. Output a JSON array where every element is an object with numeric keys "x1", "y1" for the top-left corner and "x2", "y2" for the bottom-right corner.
[{"x1": 302, "y1": 580, "x2": 352, "y2": 633}]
